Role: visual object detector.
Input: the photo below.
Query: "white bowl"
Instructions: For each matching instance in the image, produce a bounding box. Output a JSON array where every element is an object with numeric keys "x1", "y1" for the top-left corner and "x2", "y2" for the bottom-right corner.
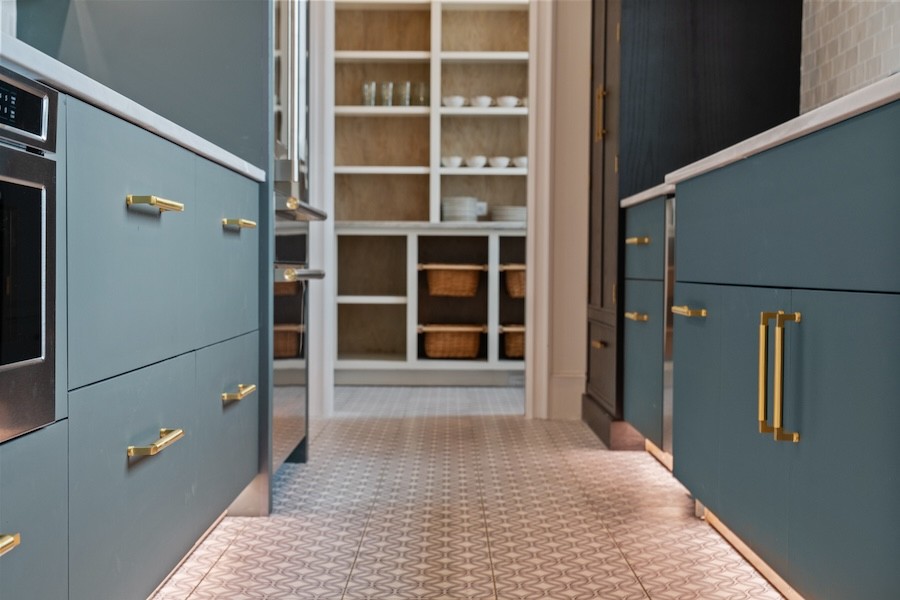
[
  {"x1": 496, "y1": 95, "x2": 519, "y2": 108},
  {"x1": 465, "y1": 155, "x2": 487, "y2": 168},
  {"x1": 441, "y1": 155, "x2": 463, "y2": 168},
  {"x1": 442, "y1": 95, "x2": 465, "y2": 108},
  {"x1": 512, "y1": 155, "x2": 528, "y2": 168},
  {"x1": 469, "y1": 95, "x2": 492, "y2": 108},
  {"x1": 489, "y1": 156, "x2": 510, "y2": 168}
]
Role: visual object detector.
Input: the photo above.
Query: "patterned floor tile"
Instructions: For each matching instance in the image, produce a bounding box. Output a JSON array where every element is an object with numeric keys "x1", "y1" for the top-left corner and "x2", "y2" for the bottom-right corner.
[{"x1": 155, "y1": 386, "x2": 782, "y2": 600}]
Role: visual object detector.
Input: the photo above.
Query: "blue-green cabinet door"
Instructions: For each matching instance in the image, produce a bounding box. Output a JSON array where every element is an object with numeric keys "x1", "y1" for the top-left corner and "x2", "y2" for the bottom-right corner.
[
  {"x1": 194, "y1": 159, "x2": 259, "y2": 347},
  {"x1": 672, "y1": 282, "x2": 721, "y2": 507},
  {"x1": 68, "y1": 354, "x2": 203, "y2": 600},
  {"x1": 715, "y1": 285, "x2": 792, "y2": 578},
  {"x1": 622, "y1": 279, "x2": 664, "y2": 446},
  {"x1": 195, "y1": 331, "x2": 259, "y2": 524},
  {"x1": 66, "y1": 98, "x2": 197, "y2": 389},
  {"x1": 623, "y1": 198, "x2": 666, "y2": 280},
  {"x1": 0, "y1": 421, "x2": 67, "y2": 600},
  {"x1": 786, "y1": 290, "x2": 900, "y2": 600}
]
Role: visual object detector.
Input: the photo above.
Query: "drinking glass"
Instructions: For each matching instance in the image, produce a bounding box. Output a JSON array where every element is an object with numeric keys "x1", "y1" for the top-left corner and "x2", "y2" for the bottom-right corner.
[
  {"x1": 361, "y1": 81, "x2": 376, "y2": 106},
  {"x1": 379, "y1": 81, "x2": 394, "y2": 106}
]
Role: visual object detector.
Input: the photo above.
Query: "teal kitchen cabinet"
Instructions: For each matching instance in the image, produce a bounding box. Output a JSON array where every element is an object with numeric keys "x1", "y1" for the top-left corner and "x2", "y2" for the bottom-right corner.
[
  {"x1": 621, "y1": 279, "x2": 664, "y2": 447},
  {"x1": 195, "y1": 159, "x2": 260, "y2": 347},
  {"x1": 66, "y1": 98, "x2": 198, "y2": 390},
  {"x1": 672, "y1": 99, "x2": 900, "y2": 599},
  {"x1": 195, "y1": 332, "x2": 260, "y2": 524},
  {"x1": 0, "y1": 421, "x2": 68, "y2": 600},
  {"x1": 621, "y1": 196, "x2": 673, "y2": 451},
  {"x1": 68, "y1": 353, "x2": 204, "y2": 600}
]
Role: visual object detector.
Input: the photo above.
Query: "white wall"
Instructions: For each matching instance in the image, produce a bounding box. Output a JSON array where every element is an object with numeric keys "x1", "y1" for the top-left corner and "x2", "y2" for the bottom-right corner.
[
  {"x1": 546, "y1": 0, "x2": 591, "y2": 420},
  {"x1": 801, "y1": 0, "x2": 900, "y2": 112}
]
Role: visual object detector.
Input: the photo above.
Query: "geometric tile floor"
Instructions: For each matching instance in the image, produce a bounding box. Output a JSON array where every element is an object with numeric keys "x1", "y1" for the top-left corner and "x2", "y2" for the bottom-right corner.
[{"x1": 153, "y1": 386, "x2": 783, "y2": 599}]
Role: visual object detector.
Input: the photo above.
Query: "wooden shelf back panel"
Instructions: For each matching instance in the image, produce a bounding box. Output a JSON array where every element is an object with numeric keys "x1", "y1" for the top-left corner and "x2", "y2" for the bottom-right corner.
[
  {"x1": 338, "y1": 235, "x2": 408, "y2": 296},
  {"x1": 338, "y1": 304, "x2": 407, "y2": 356},
  {"x1": 336, "y1": 117, "x2": 430, "y2": 166},
  {"x1": 441, "y1": 10, "x2": 528, "y2": 52},
  {"x1": 337, "y1": 9, "x2": 431, "y2": 51},
  {"x1": 441, "y1": 63, "x2": 528, "y2": 99},
  {"x1": 336, "y1": 174, "x2": 429, "y2": 221},
  {"x1": 441, "y1": 115, "x2": 527, "y2": 158}
]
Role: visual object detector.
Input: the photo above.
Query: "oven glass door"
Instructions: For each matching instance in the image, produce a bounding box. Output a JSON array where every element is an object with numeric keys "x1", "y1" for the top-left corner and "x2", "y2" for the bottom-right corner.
[
  {"x1": 0, "y1": 180, "x2": 43, "y2": 366},
  {"x1": 0, "y1": 145, "x2": 55, "y2": 442}
]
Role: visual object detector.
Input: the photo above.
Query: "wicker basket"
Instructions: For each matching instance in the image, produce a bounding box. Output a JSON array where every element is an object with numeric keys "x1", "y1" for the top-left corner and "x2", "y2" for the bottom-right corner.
[
  {"x1": 418, "y1": 324, "x2": 487, "y2": 358},
  {"x1": 500, "y1": 325, "x2": 525, "y2": 358},
  {"x1": 500, "y1": 264, "x2": 526, "y2": 298},
  {"x1": 419, "y1": 263, "x2": 486, "y2": 297},
  {"x1": 274, "y1": 281, "x2": 300, "y2": 296},
  {"x1": 274, "y1": 324, "x2": 304, "y2": 358}
]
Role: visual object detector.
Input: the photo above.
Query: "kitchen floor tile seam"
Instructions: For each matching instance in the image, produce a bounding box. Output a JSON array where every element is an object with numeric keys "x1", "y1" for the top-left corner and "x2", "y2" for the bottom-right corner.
[{"x1": 181, "y1": 517, "x2": 252, "y2": 600}]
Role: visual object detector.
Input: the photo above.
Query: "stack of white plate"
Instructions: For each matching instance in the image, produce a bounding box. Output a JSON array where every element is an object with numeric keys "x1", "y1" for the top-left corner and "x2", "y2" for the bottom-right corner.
[
  {"x1": 492, "y1": 206, "x2": 527, "y2": 222},
  {"x1": 442, "y1": 196, "x2": 478, "y2": 222}
]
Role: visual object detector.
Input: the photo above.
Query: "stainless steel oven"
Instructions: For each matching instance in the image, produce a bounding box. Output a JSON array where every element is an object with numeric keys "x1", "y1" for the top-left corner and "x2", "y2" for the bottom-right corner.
[{"x1": 0, "y1": 65, "x2": 58, "y2": 443}]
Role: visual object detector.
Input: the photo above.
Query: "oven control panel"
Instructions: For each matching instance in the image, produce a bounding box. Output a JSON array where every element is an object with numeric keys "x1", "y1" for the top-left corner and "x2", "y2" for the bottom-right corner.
[{"x1": 0, "y1": 66, "x2": 56, "y2": 153}]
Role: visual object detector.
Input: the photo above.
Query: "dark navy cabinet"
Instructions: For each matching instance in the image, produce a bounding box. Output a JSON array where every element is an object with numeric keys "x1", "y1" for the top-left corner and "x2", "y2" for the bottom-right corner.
[{"x1": 673, "y1": 100, "x2": 900, "y2": 599}]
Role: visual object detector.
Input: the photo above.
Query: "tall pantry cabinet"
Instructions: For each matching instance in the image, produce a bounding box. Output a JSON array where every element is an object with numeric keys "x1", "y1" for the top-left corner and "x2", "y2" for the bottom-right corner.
[{"x1": 584, "y1": 0, "x2": 802, "y2": 446}]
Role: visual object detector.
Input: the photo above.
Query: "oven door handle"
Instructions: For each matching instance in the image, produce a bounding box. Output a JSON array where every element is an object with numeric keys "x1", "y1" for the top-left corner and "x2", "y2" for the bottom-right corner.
[{"x1": 275, "y1": 267, "x2": 325, "y2": 282}]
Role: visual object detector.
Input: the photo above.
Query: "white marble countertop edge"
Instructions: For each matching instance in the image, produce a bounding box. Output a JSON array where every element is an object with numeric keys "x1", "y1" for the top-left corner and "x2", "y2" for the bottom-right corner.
[{"x1": 619, "y1": 183, "x2": 676, "y2": 208}]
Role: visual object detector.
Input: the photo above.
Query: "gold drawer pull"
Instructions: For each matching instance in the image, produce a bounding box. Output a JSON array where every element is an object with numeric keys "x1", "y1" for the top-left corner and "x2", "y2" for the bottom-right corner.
[
  {"x1": 672, "y1": 305, "x2": 708, "y2": 318},
  {"x1": 126, "y1": 195, "x2": 185, "y2": 213},
  {"x1": 625, "y1": 236, "x2": 651, "y2": 246},
  {"x1": 590, "y1": 340, "x2": 607, "y2": 349},
  {"x1": 127, "y1": 428, "x2": 185, "y2": 457},
  {"x1": 624, "y1": 312, "x2": 649, "y2": 322},
  {"x1": 0, "y1": 533, "x2": 21, "y2": 558},
  {"x1": 222, "y1": 218, "x2": 257, "y2": 229},
  {"x1": 222, "y1": 383, "x2": 257, "y2": 404}
]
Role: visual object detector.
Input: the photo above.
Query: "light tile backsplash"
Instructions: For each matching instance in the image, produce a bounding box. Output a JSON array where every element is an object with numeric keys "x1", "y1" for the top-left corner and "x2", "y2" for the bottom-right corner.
[{"x1": 802, "y1": 0, "x2": 900, "y2": 112}]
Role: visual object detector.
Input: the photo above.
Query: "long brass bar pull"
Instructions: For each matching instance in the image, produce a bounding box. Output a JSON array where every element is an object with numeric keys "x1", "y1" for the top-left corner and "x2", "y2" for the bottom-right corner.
[
  {"x1": 624, "y1": 312, "x2": 649, "y2": 322},
  {"x1": 759, "y1": 312, "x2": 779, "y2": 434},
  {"x1": 126, "y1": 195, "x2": 185, "y2": 213},
  {"x1": 222, "y1": 383, "x2": 257, "y2": 404},
  {"x1": 671, "y1": 305, "x2": 708, "y2": 318},
  {"x1": 222, "y1": 218, "x2": 257, "y2": 229},
  {"x1": 0, "y1": 533, "x2": 21, "y2": 557},
  {"x1": 127, "y1": 428, "x2": 185, "y2": 457},
  {"x1": 774, "y1": 312, "x2": 801, "y2": 443},
  {"x1": 595, "y1": 87, "x2": 607, "y2": 141},
  {"x1": 625, "y1": 236, "x2": 651, "y2": 246}
]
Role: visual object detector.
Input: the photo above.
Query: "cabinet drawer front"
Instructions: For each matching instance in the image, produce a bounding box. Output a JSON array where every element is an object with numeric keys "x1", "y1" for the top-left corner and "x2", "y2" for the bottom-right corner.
[
  {"x1": 195, "y1": 159, "x2": 260, "y2": 346},
  {"x1": 623, "y1": 198, "x2": 666, "y2": 280},
  {"x1": 677, "y1": 100, "x2": 900, "y2": 293},
  {"x1": 68, "y1": 354, "x2": 203, "y2": 600},
  {"x1": 67, "y1": 99, "x2": 197, "y2": 389},
  {"x1": 586, "y1": 320, "x2": 617, "y2": 416},
  {"x1": 622, "y1": 280, "x2": 664, "y2": 446},
  {"x1": 195, "y1": 332, "x2": 259, "y2": 523},
  {"x1": 0, "y1": 421, "x2": 67, "y2": 600}
]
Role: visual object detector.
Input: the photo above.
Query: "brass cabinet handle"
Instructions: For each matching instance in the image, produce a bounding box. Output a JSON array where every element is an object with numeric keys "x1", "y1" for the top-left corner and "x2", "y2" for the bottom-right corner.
[
  {"x1": 222, "y1": 383, "x2": 257, "y2": 404},
  {"x1": 759, "y1": 311, "x2": 801, "y2": 443},
  {"x1": 221, "y1": 218, "x2": 257, "y2": 229},
  {"x1": 127, "y1": 428, "x2": 185, "y2": 457},
  {"x1": 758, "y1": 312, "x2": 778, "y2": 435},
  {"x1": 624, "y1": 311, "x2": 649, "y2": 322},
  {"x1": 672, "y1": 305, "x2": 708, "y2": 318},
  {"x1": 126, "y1": 195, "x2": 185, "y2": 213},
  {"x1": 590, "y1": 340, "x2": 607, "y2": 349},
  {"x1": 595, "y1": 86, "x2": 607, "y2": 141},
  {"x1": 0, "y1": 533, "x2": 21, "y2": 558},
  {"x1": 625, "y1": 236, "x2": 651, "y2": 246},
  {"x1": 773, "y1": 311, "x2": 801, "y2": 443}
]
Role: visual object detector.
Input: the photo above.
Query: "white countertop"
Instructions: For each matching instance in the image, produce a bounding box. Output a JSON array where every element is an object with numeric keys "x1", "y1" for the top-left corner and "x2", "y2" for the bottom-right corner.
[
  {"x1": 619, "y1": 183, "x2": 676, "y2": 209},
  {"x1": 0, "y1": 34, "x2": 266, "y2": 183},
  {"x1": 666, "y1": 73, "x2": 900, "y2": 185}
]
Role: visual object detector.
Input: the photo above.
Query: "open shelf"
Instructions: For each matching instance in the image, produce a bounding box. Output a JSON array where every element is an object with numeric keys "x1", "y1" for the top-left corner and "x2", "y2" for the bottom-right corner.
[
  {"x1": 441, "y1": 107, "x2": 528, "y2": 116},
  {"x1": 335, "y1": 173, "x2": 429, "y2": 221},
  {"x1": 338, "y1": 235, "x2": 407, "y2": 296},
  {"x1": 337, "y1": 295, "x2": 407, "y2": 304},
  {"x1": 335, "y1": 51, "x2": 431, "y2": 63},
  {"x1": 336, "y1": 106, "x2": 430, "y2": 116},
  {"x1": 338, "y1": 304, "x2": 407, "y2": 360},
  {"x1": 441, "y1": 167, "x2": 527, "y2": 176}
]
